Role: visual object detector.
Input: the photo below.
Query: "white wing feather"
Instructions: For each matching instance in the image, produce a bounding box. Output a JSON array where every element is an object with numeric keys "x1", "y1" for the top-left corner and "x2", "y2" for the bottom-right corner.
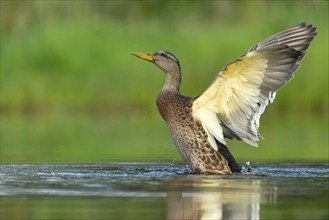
[{"x1": 192, "y1": 23, "x2": 316, "y2": 151}]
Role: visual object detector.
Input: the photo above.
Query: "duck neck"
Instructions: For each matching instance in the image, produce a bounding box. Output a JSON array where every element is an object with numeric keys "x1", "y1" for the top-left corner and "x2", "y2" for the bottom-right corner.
[{"x1": 162, "y1": 68, "x2": 182, "y2": 94}]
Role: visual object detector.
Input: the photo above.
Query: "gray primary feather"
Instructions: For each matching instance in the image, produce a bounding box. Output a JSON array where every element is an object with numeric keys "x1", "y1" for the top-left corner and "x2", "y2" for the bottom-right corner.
[{"x1": 248, "y1": 22, "x2": 316, "y2": 52}]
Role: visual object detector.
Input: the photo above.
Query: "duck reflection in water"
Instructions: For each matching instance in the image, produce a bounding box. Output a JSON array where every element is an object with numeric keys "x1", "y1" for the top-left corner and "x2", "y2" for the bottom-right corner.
[{"x1": 163, "y1": 176, "x2": 277, "y2": 220}]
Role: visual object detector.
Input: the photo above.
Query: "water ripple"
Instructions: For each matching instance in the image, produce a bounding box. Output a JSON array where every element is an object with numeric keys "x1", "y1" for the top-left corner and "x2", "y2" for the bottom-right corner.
[{"x1": 1, "y1": 162, "x2": 328, "y2": 197}]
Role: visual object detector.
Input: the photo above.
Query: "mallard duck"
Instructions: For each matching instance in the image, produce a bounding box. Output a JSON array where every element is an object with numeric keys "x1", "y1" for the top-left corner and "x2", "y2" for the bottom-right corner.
[{"x1": 132, "y1": 23, "x2": 316, "y2": 174}]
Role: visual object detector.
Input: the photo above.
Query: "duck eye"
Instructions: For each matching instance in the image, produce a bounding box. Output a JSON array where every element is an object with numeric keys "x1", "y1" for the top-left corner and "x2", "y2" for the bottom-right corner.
[{"x1": 161, "y1": 53, "x2": 167, "y2": 57}]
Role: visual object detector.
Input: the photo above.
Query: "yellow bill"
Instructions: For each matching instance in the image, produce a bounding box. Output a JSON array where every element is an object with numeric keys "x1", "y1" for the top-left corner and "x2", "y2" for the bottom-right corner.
[{"x1": 132, "y1": 52, "x2": 154, "y2": 62}]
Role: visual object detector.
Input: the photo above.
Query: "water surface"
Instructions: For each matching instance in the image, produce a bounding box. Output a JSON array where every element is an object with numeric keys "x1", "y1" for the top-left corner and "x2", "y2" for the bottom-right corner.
[{"x1": 1, "y1": 162, "x2": 328, "y2": 220}]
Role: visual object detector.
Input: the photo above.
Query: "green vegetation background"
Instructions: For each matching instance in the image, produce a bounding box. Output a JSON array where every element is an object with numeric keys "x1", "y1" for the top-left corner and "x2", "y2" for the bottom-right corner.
[{"x1": 1, "y1": 1, "x2": 328, "y2": 164}]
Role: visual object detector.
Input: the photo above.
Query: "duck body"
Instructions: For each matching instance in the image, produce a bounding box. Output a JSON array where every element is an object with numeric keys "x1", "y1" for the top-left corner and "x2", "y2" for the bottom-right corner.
[
  {"x1": 132, "y1": 23, "x2": 316, "y2": 174},
  {"x1": 156, "y1": 89, "x2": 241, "y2": 174}
]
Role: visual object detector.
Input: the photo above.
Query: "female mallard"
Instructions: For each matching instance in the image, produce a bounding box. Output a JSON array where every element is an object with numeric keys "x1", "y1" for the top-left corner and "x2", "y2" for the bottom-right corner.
[{"x1": 132, "y1": 23, "x2": 316, "y2": 174}]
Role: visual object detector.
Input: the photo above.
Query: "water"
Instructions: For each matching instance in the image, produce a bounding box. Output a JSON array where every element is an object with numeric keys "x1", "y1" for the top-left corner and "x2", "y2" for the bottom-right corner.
[{"x1": 1, "y1": 163, "x2": 328, "y2": 220}]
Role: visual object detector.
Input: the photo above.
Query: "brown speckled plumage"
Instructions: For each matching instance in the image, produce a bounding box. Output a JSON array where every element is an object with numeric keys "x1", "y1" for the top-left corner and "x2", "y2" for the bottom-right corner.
[
  {"x1": 156, "y1": 90, "x2": 237, "y2": 174},
  {"x1": 132, "y1": 23, "x2": 316, "y2": 174}
]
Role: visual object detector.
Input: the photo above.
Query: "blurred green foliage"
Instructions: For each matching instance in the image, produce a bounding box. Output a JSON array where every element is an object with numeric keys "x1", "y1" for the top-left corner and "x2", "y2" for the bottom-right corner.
[{"x1": 1, "y1": 1, "x2": 328, "y2": 163}]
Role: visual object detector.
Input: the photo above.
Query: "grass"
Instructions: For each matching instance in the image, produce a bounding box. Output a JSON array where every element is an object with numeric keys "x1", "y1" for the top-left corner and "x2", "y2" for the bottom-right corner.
[
  {"x1": 1, "y1": 2, "x2": 328, "y2": 114},
  {"x1": 1, "y1": 111, "x2": 327, "y2": 164}
]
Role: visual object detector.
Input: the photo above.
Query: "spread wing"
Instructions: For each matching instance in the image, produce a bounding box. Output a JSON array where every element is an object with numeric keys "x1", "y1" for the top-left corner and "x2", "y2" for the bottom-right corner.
[{"x1": 192, "y1": 23, "x2": 316, "y2": 151}]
